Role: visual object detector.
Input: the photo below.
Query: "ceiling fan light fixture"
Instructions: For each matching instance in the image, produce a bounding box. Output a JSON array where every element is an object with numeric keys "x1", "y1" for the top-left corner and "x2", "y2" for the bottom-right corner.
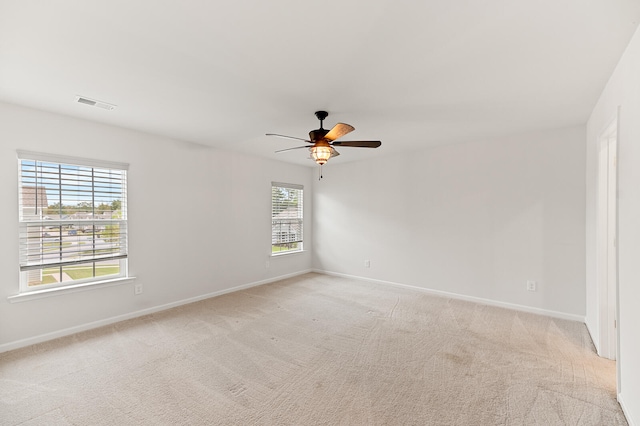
[{"x1": 310, "y1": 145, "x2": 332, "y2": 165}]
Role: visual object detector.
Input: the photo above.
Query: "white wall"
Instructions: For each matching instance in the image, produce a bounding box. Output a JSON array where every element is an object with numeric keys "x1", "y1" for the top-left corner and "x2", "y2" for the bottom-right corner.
[
  {"x1": 0, "y1": 102, "x2": 313, "y2": 350},
  {"x1": 586, "y1": 25, "x2": 640, "y2": 424},
  {"x1": 313, "y1": 127, "x2": 586, "y2": 318}
]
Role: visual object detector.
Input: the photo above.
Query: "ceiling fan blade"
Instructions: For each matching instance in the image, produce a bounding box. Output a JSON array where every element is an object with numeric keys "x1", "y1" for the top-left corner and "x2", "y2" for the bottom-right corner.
[
  {"x1": 275, "y1": 145, "x2": 312, "y2": 153},
  {"x1": 266, "y1": 133, "x2": 311, "y2": 143},
  {"x1": 331, "y1": 140, "x2": 382, "y2": 148},
  {"x1": 324, "y1": 123, "x2": 355, "y2": 141}
]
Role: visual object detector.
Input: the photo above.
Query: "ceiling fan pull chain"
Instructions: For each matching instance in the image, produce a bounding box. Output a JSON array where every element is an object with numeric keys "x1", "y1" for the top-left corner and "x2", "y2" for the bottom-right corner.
[{"x1": 319, "y1": 164, "x2": 323, "y2": 180}]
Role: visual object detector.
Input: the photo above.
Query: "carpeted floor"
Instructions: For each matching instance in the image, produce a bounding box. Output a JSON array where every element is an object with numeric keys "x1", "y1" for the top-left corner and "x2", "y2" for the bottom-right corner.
[{"x1": 0, "y1": 273, "x2": 626, "y2": 425}]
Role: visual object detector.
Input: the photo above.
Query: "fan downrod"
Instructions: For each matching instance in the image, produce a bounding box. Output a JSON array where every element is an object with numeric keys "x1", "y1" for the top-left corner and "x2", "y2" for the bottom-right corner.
[{"x1": 310, "y1": 110, "x2": 330, "y2": 141}]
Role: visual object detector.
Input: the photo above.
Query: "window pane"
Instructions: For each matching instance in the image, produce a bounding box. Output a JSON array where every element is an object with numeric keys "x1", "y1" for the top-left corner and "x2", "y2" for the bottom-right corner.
[
  {"x1": 26, "y1": 267, "x2": 60, "y2": 287},
  {"x1": 94, "y1": 259, "x2": 121, "y2": 278},
  {"x1": 63, "y1": 262, "x2": 97, "y2": 281},
  {"x1": 272, "y1": 242, "x2": 300, "y2": 253}
]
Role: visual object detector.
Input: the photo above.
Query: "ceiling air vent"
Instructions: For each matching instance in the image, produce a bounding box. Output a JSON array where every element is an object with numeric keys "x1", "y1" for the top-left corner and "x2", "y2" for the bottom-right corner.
[{"x1": 75, "y1": 96, "x2": 117, "y2": 110}]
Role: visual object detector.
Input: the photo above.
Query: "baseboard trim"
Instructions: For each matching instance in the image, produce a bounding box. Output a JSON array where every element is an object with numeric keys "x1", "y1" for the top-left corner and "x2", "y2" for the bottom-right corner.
[
  {"x1": 0, "y1": 269, "x2": 312, "y2": 354},
  {"x1": 585, "y1": 320, "x2": 601, "y2": 355},
  {"x1": 314, "y1": 269, "x2": 585, "y2": 323},
  {"x1": 619, "y1": 393, "x2": 636, "y2": 426}
]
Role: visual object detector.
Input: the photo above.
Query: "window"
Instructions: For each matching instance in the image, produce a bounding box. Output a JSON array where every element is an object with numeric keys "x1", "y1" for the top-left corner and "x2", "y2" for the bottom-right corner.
[
  {"x1": 271, "y1": 182, "x2": 303, "y2": 254},
  {"x1": 18, "y1": 151, "x2": 128, "y2": 292}
]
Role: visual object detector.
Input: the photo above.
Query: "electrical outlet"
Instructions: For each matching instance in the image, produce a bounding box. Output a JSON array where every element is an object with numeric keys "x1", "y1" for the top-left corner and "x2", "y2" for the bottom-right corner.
[
  {"x1": 364, "y1": 260, "x2": 371, "y2": 268},
  {"x1": 265, "y1": 260, "x2": 270, "y2": 269},
  {"x1": 134, "y1": 283, "x2": 143, "y2": 295},
  {"x1": 526, "y1": 280, "x2": 536, "y2": 292}
]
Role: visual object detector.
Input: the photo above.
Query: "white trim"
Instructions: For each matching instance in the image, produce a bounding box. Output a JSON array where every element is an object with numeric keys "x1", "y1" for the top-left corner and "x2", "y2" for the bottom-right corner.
[
  {"x1": 618, "y1": 393, "x2": 635, "y2": 426},
  {"x1": 271, "y1": 249, "x2": 307, "y2": 257},
  {"x1": 595, "y1": 110, "x2": 620, "y2": 361},
  {"x1": 272, "y1": 181, "x2": 303, "y2": 190},
  {"x1": 17, "y1": 149, "x2": 129, "y2": 170},
  {"x1": 8, "y1": 276, "x2": 136, "y2": 303},
  {"x1": 0, "y1": 270, "x2": 311, "y2": 353},
  {"x1": 585, "y1": 320, "x2": 600, "y2": 353},
  {"x1": 314, "y1": 269, "x2": 585, "y2": 323}
]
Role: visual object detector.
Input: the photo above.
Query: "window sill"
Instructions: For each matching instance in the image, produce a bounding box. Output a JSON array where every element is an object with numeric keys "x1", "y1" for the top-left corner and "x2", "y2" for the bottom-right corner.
[
  {"x1": 271, "y1": 250, "x2": 307, "y2": 258},
  {"x1": 7, "y1": 276, "x2": 136, "y2": 303}
]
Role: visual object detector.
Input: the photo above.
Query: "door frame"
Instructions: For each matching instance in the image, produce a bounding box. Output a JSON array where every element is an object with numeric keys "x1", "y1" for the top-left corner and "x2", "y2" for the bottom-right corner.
[{"x1": 595, "y1": 111, "x2": 619, "y2": 366}]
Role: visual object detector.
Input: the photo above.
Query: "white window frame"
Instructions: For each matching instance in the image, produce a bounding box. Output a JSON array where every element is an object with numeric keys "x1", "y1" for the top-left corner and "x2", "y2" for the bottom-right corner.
[
  {"x1": 17, "y1": 150, "x2": 129, "y2": 294},
  {"x1": 271, "y1": 182, "x2": 303, "y2": 255}
]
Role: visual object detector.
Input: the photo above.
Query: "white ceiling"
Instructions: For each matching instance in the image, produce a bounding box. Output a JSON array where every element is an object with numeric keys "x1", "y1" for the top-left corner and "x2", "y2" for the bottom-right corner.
[{"x1": 1, "y1": 1, "x2": 639, "y2": 167}]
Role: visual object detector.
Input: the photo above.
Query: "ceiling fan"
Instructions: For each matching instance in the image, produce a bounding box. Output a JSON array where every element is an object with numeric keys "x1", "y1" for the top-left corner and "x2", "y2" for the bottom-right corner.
[{"x1": 266, "y1": 111, "x2": 382, "y2": 166}]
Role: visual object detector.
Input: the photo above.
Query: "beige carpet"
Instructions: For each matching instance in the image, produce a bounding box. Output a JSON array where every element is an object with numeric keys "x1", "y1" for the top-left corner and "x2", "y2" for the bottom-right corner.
[{"x1": 0, "y1": 273, "x2": 626, "y2": 425}]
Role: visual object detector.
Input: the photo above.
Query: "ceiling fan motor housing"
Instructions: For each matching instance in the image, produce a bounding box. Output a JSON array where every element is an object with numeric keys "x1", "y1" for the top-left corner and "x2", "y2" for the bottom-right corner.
[{"x1": 309, "y1": 128, "x2": 329, "y2": 142}]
